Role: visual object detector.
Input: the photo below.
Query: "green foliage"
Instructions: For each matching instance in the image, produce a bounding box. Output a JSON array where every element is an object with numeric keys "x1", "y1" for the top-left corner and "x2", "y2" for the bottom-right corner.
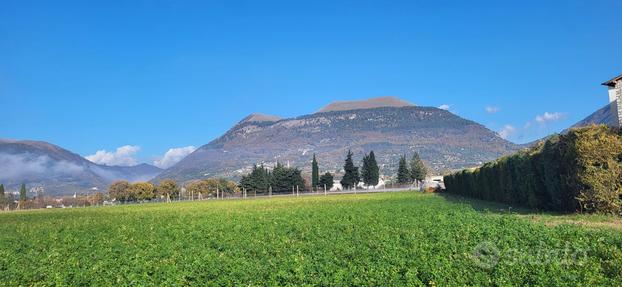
[
  {"x1": 240, "y1": 163, "x2": 304, "y2": 194},
  {"x1": 567, "y1": 126, "x2": 622, "y2": 213},
  {"x1": 185, "y1": 179, "x2": 212, "y2": 197},
  {"x1": 361, "y1": 151, "x2": 379, "y2": 187},
  {"x1": 409, "y1": 152, "x2": 427, "y2": 182},
  {"x1": 19, "y1": 183, "x2": 27, "y2": 201},
  {"x1": 216, "y1": 178, "x2": 240, "y2": 194},
  {"x1": 157, "y1": 179, "x2": 180, "y2": 199},
  {"x1": 127, "y1": 182, "x2": 156, "y2": 201},
  {"x1": 0, "y1": 184, "x2": 5, "y2": 205},
  {"x1": 318, "y1": 172, "x2": 334, "y2": 190},
  {"x1": 108, "y1": 181, "x2": 166, "y2": 202},
  {"x1": 240, "y1": 165, "x2": 271, "y2": 193},
  {"x1": 445, "y1": 125, "x2": 622, "y2": 214},
  {"x1": 270, "y1": 163, "x2": 305, "y2": 193},
  {"x1": 108, "y1": 180, "x2": 131, "y2": 202},
  {"x1": 340, "y1": 150, "x2": 360, "y2": 189},
  {"x1": 1, "y1": 192, "x2": 621, "y2": 285},
  {"x1": 396, "y1": 155, "x2": 410, "y2": 184},
  {"x1": 187, "y1": 178, "x2": 239, "y2": 197},
  {"x1": 311, "y1": 154, "x2": 319, "y2": 191}
]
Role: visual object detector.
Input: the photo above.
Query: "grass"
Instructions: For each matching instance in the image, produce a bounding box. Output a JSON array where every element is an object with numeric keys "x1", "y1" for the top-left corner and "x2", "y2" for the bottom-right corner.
[
  {"x1": 0, "y1": 192, "x2": 621, "y2": 286},
  {"x1": 439, "y1": 193, "x2": 622, "y2": 231}
]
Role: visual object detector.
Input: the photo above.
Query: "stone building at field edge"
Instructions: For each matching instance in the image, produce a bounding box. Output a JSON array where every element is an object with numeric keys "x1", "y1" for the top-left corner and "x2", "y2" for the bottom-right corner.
[{"x1": 602, "y1": 74, "x2": 622, "y2": 127}]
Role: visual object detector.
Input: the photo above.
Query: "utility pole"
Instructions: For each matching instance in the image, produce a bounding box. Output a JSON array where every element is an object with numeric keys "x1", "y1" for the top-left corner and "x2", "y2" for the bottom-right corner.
[{"x1": 324, "y1": 184, "x2": 327, "y2": 196}]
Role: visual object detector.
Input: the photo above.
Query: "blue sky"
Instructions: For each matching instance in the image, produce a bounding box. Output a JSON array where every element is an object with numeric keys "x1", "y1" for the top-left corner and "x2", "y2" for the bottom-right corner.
[{"x1": 1, "y1": 0, "x2": 621, "y2": 167}]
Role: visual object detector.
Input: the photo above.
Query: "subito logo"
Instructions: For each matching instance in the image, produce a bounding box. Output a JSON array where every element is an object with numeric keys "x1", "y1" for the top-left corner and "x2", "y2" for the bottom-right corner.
[{"x1": 471, "y1": 242, "x2": 500, "y2": 270}]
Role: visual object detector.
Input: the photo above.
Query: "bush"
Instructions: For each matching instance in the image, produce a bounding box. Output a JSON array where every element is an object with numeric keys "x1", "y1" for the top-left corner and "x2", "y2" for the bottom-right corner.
[{"x1": 444, "y1": 125, "x2": 622, "y2": 214}]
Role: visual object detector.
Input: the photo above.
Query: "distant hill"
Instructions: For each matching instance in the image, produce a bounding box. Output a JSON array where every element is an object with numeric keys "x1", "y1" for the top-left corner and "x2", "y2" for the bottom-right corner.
[
  {"x1": 523, "y1": 101, "x2": 618, "y2": 148},
  {"x1": 570, "y1": 101, "x2": 617, "y2": 128},
  {"x1": 0, "y1": 139, "x2": 162, "y2": 196},
  {"x1": 156, "y1": 98, "x2": 520, "y2": 183}
]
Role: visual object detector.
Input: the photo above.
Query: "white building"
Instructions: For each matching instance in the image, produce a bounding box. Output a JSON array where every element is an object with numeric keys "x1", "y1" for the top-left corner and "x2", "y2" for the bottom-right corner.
[{"x1": 602, "y1": 74, "x2": 622, "y2": 127}]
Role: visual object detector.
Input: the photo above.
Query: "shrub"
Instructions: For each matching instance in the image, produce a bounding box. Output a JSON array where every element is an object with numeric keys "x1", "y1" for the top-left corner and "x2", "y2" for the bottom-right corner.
[{"x1": 444, "y1": 125, "x2": 622, "y2": 214}]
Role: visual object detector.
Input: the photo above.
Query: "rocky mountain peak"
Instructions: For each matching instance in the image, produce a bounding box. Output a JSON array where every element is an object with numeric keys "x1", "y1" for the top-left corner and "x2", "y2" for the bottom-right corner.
[
  {"x1": 239, "y1": 113, "x2": 282, "y2": 124},
  {"x1": 317, "y1": 96, "x2": 415, "y2": 113}
]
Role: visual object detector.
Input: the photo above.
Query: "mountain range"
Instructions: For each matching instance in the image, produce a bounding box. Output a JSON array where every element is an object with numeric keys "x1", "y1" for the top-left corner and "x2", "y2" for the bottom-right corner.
[
  {"x1": 155, "y1": 97, "x2": 520, "y2": 182},
  {"x1": 7, "y1": 96, "x2": 612, "y2": 196},
  {"x1": 0, "y1": 139, "x2": 162, "y2": 196}
]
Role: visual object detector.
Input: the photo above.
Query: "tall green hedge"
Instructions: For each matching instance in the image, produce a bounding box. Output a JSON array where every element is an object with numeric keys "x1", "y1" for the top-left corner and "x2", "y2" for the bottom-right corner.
[{"x1": 444, "y1": 125, "x2": 622, "y2": 214}]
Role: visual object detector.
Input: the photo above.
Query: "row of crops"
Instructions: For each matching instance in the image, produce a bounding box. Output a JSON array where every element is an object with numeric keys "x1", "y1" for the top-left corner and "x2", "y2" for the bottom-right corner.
[
  {"x1": 0, "y1": 192, "x2": 621, "y2": 285},
  {"x1": 444, "y1": 125, "x2": 622, "y2": 214}
]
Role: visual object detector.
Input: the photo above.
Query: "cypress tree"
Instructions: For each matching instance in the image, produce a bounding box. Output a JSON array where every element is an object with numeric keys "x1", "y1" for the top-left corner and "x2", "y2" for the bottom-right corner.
[
  {"x1": 271, "y1": 162, "x2": 289, "y2": 192},
  {"x1": 340, "y1": 150, "x2": 360, "y2": 190},
  {"x1": 311, "y1": 154, "x2": 319, "y2": 191},
  {"x1": 19, "y1": 183, "x2": 27, "y2": 201},
  {"x1": 409, "y1": 152, "x2": 427, "y2": 182},
  {"x1": 361, "y1": 153, "x2": 370, "y2": 187},
  {"x1": 368, "y1": 151, "x2": 379, "y2": 187},
  {"x1": 240, "y1": 164, "x2": 271, "y2": 193},
  {"x1": 0, "y1": 184, "x2": 4, "y2": 204},
  {"x1": 361, "y1": 151, "x2": 379, "y2": 187},
  {"x1": 396, "y1": 155, "x2": 410, "y2": 184},
  {"x1": 319, "y1": 172, "x2": 334, "y2": 190},
  {"x1": 270, "y1": 162, "x2": 305, "y2": 193}
]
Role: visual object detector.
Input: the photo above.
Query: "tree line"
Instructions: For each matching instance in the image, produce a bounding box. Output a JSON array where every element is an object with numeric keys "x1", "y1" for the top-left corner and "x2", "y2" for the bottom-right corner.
[
  {"x1": 239, "y1": 162, "x2": 305, "y2": 194},
  {"x1": 444, "y1": 125, "x2": 622, "y2": 214},
  {"x1": 240, "y1": 149, "x2": 427, "y2": 193},
  {"x1": 0, "y1": 183, "x2": 39, "y2": 209},
  {"x1": 0, "y1": 184, "x2": 10, "y2": 209},
  {"x1": 396, "y1": 153, "x2": 428, "y2": 185},
  {"x1": 0, "y1": 183, "x2": 107, "y2": 210},
  {"x1": 1, "y1": 149, "x2": 429, "y2": 210},
  {"x1": 109, "y1": 178, "x2": 239, "y2": 203}
]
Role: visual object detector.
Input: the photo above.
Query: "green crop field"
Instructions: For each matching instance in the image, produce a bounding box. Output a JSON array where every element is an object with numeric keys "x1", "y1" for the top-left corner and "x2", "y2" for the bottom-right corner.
[{"x1": 1, "y1": 192, "x2": 621, "y2": 286}]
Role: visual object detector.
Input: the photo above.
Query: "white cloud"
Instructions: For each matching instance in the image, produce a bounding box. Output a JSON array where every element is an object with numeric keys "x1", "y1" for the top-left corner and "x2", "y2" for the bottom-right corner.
[
  {"x1": 438, "y1": 104, "x2": 450, "y2": 110},
  {"x1": 535, "y1": 112, "x2": 566, "y2": 124},
  {"x1": 86, "y1": 145, "x2": 141, "y2": 166},
  {"x1": 498, "y1": 125, "x2": 517, "y2": 139},
  {"x1": 0, "y1": 153, "x2": 85, "y2": 181},
  {"x1": 153, "y1": 146, "x2": 196, "y2": 169},
  {"x1": 485, "y1": 106, "x2": 500, "y2": 114}
]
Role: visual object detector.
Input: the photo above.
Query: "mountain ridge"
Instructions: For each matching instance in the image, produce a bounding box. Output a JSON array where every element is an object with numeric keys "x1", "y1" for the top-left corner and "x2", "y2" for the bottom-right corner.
[
  {"x1": 0, "y1": 140, "x2": 162, "y2": 196},
  {"x1": 156, "y1": 104, "x2": 520, "y2": 183},
  {"x1": 570, "y1": 101, "x2": 617, "y2": 129}
]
